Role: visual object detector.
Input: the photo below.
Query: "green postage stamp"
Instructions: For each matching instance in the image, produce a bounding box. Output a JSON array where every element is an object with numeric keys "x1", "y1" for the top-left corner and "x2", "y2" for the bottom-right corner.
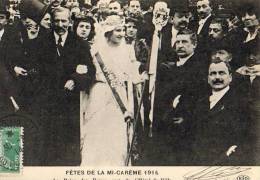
[{"x1": 0, "y1": 127, "x2": 23, "y2": 174}]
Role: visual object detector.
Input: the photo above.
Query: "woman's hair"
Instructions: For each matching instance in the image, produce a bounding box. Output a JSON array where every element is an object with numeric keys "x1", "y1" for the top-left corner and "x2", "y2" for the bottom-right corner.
[
  {"x1": 73, "y1": 16, "x2": 96, "y2": 41},
  {"x1": 104, "y1": 30, "x2": 114, "y2": 39}
]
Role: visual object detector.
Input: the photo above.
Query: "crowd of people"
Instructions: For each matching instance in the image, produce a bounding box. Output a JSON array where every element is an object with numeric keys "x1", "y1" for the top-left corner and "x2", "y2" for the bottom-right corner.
[{"x1": 0, "y1": 0, "x2": 259, "y2": 166}]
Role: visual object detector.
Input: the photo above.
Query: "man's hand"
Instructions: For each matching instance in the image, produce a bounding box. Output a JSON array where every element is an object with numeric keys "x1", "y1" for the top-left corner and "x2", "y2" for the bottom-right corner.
[
  {"x1": 14, "y1": 66, "x2": 28, "y2": 76},
  {"x1": 76, "y1": 65, "x2": 88, "y2": 74},
  {"x1": 64, "y1": 80, "x2": 75, "y2": 91},
  {"x1": 124, "y1": 111, "x2": 134, "y2": 123},
  {"x1": 172, "y1": 117, "x2": 184, "y2": 124},
  {"x1": 226, "y1": 145, "x2": 238, "y2": 157}
]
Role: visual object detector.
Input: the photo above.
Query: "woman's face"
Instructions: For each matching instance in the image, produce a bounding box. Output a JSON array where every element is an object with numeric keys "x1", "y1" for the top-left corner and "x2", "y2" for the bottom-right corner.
[
  {"x1": 109, "y1": 25, "x2": 125, "y2": 44},
  {"x1": 76, "y1": 21, "x2": 91, "y2": 40},
  {"x1": 40, "y1": 13, "x2": 51, "y2": 29}
]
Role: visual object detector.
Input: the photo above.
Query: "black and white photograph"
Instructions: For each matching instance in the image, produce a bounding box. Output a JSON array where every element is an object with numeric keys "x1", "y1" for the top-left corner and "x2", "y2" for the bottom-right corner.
[{"x1": 0, "y1": 0, "x2": 260, "y2": 170}]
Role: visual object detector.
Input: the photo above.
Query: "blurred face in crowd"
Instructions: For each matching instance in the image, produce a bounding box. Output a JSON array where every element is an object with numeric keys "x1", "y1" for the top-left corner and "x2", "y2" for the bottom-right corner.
[
  {"x1": 25, "y1": 18, "x2": 40, "y2": 39},
  {"x1": 209, "y1": 23, "x2": 224, "y2": 40},
  {"x1": 208, "y1": 62, "x2": 232, "y2": 92},
  {"x1": 126, "y1": 21, "x2": 137, "y2": 38},
  {"x1": 241, "y1": 11, "x2": 259, "y2": 28},
  {"x1": 76, "y1": 21, "x2": 91, "y2": 40},
  {"x1": 65, "y1": 0, "x2": 79, "y2": 9},
  {"x1": 172, "y1": 12, "x2": 191, "y2": 30},
  {"x1": 196, "y1": 0, "x2": 212, "y2": 19},
  {"x1": 50, "y1": 0, "x2": 63, "y2": 8},
  {"x1": 53, "y1": 9, "x2": 70, "y2": 35},
  {"x1": 41, "y1": 13, "x2": 51, "y2": 29},
  {"x1": 0, "y1": 13, "x2": 8, "y2": 30},
  {"x1": 109, "y1": 25, "x2": 125, "y2": 44},
  {"x1": 175, "y1": 34, "x2": 196, "y2": 58},
  {"x1": 108, "y1": 1, "x2": 121, "y2": 15},
  {"x1": 153, "y1": 1, "x2": 169, "y2": 27},
  {"x1": 129, "y1": 0, "x2": 141, "y2": 14},
  {"x1": 211, "y1": 50, "x2": 232, "y2": 62}
]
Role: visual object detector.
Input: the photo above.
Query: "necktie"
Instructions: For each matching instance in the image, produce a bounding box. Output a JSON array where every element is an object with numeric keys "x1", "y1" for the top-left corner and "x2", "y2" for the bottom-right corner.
[{"x1": 57, "y1": 35, "x2": 63, "y2": 56}]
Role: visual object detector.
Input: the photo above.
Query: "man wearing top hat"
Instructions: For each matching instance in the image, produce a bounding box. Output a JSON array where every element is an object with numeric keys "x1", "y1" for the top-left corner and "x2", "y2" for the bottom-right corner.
[{"x1": 38, "y1": 7, "x2": 96, "y2": 165}]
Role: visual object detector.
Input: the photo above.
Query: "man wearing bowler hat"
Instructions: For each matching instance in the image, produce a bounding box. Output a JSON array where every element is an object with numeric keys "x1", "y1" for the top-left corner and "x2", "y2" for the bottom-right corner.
[{"x1": 38, "y1": 7, "x2": 96, "y2": 165}]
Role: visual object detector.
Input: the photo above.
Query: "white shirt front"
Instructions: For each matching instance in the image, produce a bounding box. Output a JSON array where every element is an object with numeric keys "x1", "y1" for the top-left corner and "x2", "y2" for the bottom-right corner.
[
  {"x1": 176, "y1": 53, "x2": 194, "y2": 67},
  {"x1": 171, "y1": 25, "x2": 179, "y2": 47},
  {"x1": 0, "y1": 29, "x2": 4, "y2": 41},
  {"x1": 209, "y1": 86, "x2": 230, "y2": 109},
  {"x1": 54, "y1": 31, "x2": 68, "y2": 47},
  {"x1": 244, "y1": 28, "x2": 258, "y2": 43},
  {"x1": 197, "y1": 14, "x2": 211, "y2": 34}
]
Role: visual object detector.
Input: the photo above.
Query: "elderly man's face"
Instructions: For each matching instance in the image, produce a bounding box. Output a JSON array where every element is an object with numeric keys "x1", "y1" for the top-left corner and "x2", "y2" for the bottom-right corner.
[
  {"x1": 209, "y1": 23, "x2": 224, "y2": 40},
  {"x1": 108, "y1": 1, "x2": 121, "y2": 15},
  {"x1": 53, "y1": 10, "x2": 70, "y2": 35},
  {"x1": 175, "y1": 34, "x2": 196, "y2": 58},
  {"x1": 172, "y1": 12, "x2": 191, "y2": 30},
  {"x1": 197, "y1": 0, "x2": 212, "y2": 19},
  {"x1": 129, "y1": 0, "x2": 141, "y2": 14},
  {"x1": 0, "y1": 13, "x2": 8, "y2": 30},
  {"x1": 208, "y1": 62, "x2": 232, "y2": 91},
  {"x1": 211, "y1": 50, "x2": 232, "y2": 62}
]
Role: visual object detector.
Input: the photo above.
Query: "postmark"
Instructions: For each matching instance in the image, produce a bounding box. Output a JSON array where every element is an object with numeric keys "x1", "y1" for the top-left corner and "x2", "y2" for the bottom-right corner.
[{"x1": 0, "y1": 127, "x2": 23, "y2": 174}]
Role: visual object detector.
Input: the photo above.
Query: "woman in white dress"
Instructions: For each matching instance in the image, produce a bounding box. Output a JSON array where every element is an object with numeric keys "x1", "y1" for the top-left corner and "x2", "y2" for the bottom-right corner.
[{"x1": 80, "y1": 15, "x2": 143, "y2": 166}]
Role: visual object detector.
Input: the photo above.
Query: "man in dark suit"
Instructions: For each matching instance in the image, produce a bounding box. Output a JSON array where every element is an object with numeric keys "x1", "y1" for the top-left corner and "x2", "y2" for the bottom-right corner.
[
  {"x1": 39, "y1": 7, "x2": 96, "y2": 165},
  {"x1": 149, "y1": 29, "x2": 207, "y2": 165},
  {"x1": 191, "y1": 60, "x2": 250, "y2": 165},
  {"x1": 0, "y1": 8, "x2": 20, "y2": 113},
  {"x1": 195, "y1": 0, "x2": 213, "y2": 51}
]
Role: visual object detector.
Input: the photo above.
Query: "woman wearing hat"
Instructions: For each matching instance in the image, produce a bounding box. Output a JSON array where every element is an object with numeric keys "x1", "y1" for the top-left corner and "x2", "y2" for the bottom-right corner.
[{"x1": 80, "y1": 15, "x2": 143, "y2": 166}]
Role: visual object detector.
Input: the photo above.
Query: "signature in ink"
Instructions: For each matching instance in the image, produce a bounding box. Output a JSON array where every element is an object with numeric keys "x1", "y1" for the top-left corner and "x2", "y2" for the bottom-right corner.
[{"x1": 183, "y1": 166, "x2": 251, "y2": 180}]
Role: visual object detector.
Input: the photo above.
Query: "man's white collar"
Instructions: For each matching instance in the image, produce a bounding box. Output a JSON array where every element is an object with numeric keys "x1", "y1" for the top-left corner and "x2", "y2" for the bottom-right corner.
[
  {"x1": 54, "y1": 31, "x2": 68, "y2": 46},
  {"x1": 177, "y1": 53, "x2": 194, "y2": 67},
  {"x1": 0, "y1": 29, "x2": 4, "y2": 41}
]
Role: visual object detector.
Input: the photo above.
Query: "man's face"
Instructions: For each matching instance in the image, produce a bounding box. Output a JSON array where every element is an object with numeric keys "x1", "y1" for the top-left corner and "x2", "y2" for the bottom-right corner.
[
  {"x1": 41, "y1": 13, "x2": 51, "y2": 29},
  {"x1": 50, "y1": 0, "x2": 62, "y2": 7},
  {"x1": 242, "y1": 12, "x2": 258, "y2": 28},
  {"x1": 172, "y1": 12, "x2": 191, "y2": 30},
  {"x1": 76, "y1": 21, "x2": 91, "y2": 40},
  {"x1": 108, "y1": 1, "x2": 121, "y2": 15},
  {"x1": 211, "y1": 50, "x2": 232, "y2": 62},
  {"x1": 208, "y1": 62, "x2": 232, "y2": 91},
  {"x1": 175, "y1": 34, "x2": 195, "y2": 58},
  {"x1": 110, "y1": 25, "x2": 125, "y2": 44},
  {"x1": 126, "y1": 21, "x2": 137, "y2": 38},
  {"x1": 0, "y1": 13, "x2": 8, "y2": 30},
  {"x1": 65, "y1": 0, "x2": 79, "y2": 9},
  {"x1": 53, "y1": 10, "x2": 70, "y2": 35},
  {"x1": 209, "y1": 23, "x2": 224, "y2": 40},
  {"x1": 197, "y1": 0, "x2": 212, "y2": 19},
  {"x1": 129, "y1": 0, "x2": 141, "y2": 14}
]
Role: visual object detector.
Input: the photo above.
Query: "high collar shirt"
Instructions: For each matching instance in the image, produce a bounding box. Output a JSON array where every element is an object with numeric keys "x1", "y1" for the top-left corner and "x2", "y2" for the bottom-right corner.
[
  {"x1": 0, "y1": 29, "x2": 4, "y2": 41},
  {"x1": 209, "y1": 86, "x2": 230, "y2": 109},
  {"x1": 197, "y1": 14, "x2": 211, "y2": 34},
  {"x1": 54, "y1": 31, "x2": 68, "y2": 47},
  {"x1": 176, "y1": 53, "x2": 194, "y2": 67}
]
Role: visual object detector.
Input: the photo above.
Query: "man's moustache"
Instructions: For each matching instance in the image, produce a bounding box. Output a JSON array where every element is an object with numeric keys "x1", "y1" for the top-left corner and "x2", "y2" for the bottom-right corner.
[{"x1": 213, "y1": 79, "x2": 223, "y2": 84}]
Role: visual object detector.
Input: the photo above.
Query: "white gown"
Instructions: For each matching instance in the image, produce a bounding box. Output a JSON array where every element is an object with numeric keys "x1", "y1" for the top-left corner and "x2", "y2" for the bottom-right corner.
[{"x1": 80, "y1": 38, "x2": 140, "y2": 166}]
